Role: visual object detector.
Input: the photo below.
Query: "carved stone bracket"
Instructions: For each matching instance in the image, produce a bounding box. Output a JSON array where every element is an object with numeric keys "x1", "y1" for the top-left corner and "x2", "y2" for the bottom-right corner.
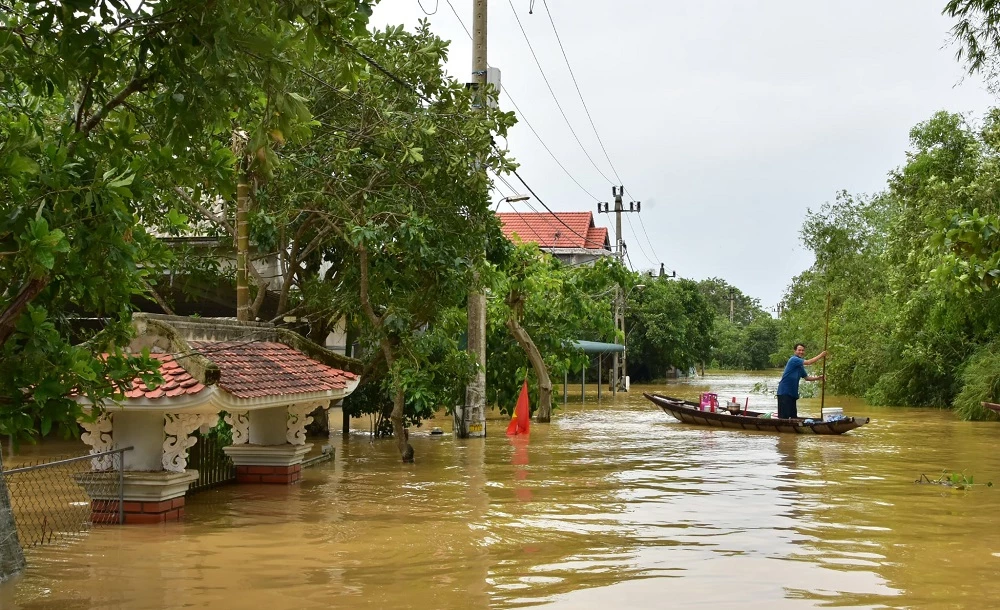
[
  {"x1": 286, "y1": 404, "x2": 320, "y2": 446},
  {"x1": 163, "y1": 413, "x2": 214, "y2": 472},
  {"x1": 80, "y1": 413, "x2": 114, "y2": 471},
  {"x1": 223, "y1": 410, "x2": 250, "y2": 444}
]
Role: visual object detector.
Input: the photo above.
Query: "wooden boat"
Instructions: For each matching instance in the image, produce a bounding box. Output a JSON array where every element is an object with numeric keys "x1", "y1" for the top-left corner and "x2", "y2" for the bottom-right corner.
[
  {"x1": 982, "y1": 401, "x2": 1000, "y2": 415},
  {"x1": 644, "y1": 393, "x2": 869, "y2": 435}
]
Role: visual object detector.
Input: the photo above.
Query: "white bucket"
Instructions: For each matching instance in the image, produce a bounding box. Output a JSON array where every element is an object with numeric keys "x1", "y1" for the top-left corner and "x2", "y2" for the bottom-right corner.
[{"x1": 822, "y1": 407, "x2": 844, "y2": 421}]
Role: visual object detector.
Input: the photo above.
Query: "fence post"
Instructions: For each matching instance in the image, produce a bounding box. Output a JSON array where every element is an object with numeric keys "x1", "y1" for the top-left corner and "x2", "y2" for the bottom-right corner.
[
  {"x1": 0, "y1": 449, "x2": 26, "y2": 582},
  {"x1": 117, "y1": 449, "x2": 124, "y2": 525}
]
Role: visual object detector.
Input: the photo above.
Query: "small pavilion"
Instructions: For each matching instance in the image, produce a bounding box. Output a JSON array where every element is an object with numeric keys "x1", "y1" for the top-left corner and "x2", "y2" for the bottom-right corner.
[{"x1": 75, "y1": 314, "x2": 360, "y2": 524}]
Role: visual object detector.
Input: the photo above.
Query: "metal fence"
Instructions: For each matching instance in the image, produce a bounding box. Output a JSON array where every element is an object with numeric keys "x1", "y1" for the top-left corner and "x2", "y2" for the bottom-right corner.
[
  {"x1": 188, "y1": 431, "x2": 236, "y2": 492},
  {"x1": 1, "y1": 447, "x2": 130, "y2": 548}
]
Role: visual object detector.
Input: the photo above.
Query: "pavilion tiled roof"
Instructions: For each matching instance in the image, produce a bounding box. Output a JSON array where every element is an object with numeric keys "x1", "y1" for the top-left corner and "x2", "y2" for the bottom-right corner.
[
  {"x1": 496, "y1": 211, "x2": 611, "y2": 250},
  {"x1": 122, "y1": 353, "x2": 207, "y2": 400},
  {"x1": 188, "y1": 341, "x2": 358, "y2": 400}
]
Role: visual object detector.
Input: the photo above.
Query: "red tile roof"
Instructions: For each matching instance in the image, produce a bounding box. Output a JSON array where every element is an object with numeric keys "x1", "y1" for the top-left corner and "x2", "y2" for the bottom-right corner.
[
  {"x1": 188, "y1": 341, "x2": 358, "y2": 400},
  {"x1": 122, "y1": 354, "x2": 207, "y2": 400},
  {"x1": 496, "y1": 212, "x2": 611, "y2": 250}
]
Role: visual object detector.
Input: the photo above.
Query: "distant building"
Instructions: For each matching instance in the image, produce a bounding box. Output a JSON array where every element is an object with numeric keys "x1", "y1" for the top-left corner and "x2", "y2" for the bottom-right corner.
[{"x1": 496, "y1": 211, "x2": 613, "y2": 266}]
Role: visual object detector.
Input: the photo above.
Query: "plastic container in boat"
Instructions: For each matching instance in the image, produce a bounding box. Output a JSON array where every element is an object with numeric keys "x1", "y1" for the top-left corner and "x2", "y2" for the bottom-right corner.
[{"x1": 822, "y1": 407, "x2": 844, "y2": 421}]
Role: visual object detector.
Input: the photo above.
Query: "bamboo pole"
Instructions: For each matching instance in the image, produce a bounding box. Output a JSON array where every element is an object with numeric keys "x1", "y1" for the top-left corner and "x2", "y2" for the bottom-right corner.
[{"x1": 821, "y1": 292, "x2": 831, "y2": 415}]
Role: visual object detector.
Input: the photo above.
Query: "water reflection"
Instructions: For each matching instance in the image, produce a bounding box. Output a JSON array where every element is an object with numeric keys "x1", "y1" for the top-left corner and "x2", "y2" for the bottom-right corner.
[{"x1": 2, "y1": 372, "x2": 1000, "y2": 608}]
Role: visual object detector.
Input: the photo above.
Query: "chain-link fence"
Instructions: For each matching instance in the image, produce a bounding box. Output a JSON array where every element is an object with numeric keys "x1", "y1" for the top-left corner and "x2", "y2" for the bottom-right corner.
[{"x1": 1, "y1": 447, "x2": 130, "y2": 548}]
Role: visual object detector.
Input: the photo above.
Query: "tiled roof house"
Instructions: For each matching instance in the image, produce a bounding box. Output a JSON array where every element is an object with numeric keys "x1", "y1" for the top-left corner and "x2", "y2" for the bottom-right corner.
[{"x1": 496, "y1": 211, "x2": 613, "y2": 266}]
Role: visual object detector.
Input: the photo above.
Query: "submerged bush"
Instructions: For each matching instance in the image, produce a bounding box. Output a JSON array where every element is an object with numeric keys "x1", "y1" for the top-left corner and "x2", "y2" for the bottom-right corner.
[{"x1": 953, "y1": 341, "x2": 1000, "y2": 421}]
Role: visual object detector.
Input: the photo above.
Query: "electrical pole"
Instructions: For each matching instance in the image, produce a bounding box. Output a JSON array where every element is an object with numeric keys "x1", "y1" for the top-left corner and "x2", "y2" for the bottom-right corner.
[
  {"x1": 458, "y1": 0, "x2": 488, "y2": 438},
  {"x1": 598, "y1": 186, "x2": 641, "y2": 393},
  {"x1": 728, "y1": 288, "x2": 735, "y2": 324}
]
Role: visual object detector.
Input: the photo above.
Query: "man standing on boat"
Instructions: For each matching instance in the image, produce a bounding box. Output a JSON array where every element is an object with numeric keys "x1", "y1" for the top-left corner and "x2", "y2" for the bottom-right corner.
[{"x1": 776, "y1": 344, "x2": 826, "y2": 419}]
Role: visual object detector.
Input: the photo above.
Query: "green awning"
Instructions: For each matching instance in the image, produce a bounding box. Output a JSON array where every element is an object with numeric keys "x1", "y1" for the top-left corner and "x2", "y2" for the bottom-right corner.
[{"x1": 570, "y1": 340, "x2": 624, "y2": 354}]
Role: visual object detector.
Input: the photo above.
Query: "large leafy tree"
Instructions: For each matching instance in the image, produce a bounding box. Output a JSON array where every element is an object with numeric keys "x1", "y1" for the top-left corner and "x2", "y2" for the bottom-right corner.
[
  {"x1": 236, "y1": 23, "x2": 516, "y2": 460},
  {"x1": 779, "y1": 110, "x2": 1000, "y2": 414},
  {"x1": 626, "y1": 277, "x2": 714, "y2": 382},
  {"x1": 486, "y1": 244, "x2": 626, "y2": 419},
  {"x1": 696, "y1": 278, "x2": 778, "y2": 370},
  {"x1": 0, "y1": 0, "x2": 372, "y2": 441}
]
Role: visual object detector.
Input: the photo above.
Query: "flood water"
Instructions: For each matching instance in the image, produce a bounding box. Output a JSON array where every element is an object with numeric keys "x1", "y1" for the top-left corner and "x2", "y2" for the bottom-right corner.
[{"x1": 3, "y1": 371, "x2": 1000, "y2": 609}]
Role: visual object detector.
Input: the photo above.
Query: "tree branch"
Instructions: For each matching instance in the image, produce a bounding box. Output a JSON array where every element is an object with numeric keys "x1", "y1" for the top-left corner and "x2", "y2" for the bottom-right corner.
[
  {"x1": 79, "y1": 75, "x2": 152, "y2": 136},
  {"x1": 0, "y1": 278, "x2": 50, "y2": 347},
  {"x1": 173, "y1": 186, "x2": 235, "y2": 235},
  {"x1": 140, "y1": 277, "x2": 176, "y2": 315}
]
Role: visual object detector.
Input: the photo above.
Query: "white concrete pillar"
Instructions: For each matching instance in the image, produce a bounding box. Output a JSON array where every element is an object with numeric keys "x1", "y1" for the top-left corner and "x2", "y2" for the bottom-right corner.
[
  {"x1": 113, "y1": 411, "x2": 165, "y2": 471},
  {"x1": 249, "y1": 406, "x2": 287, "y2": 445}
]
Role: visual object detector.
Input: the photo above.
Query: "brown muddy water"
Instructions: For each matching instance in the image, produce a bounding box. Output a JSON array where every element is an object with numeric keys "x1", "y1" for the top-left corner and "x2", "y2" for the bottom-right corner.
[{"x1": 2, "y1": 371, "x2": 1000, "y2": 609}]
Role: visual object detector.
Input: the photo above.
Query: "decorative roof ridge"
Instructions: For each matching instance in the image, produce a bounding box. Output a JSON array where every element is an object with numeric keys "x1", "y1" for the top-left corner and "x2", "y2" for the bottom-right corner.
[
  {"x1": 131, "y1": 313, "x2": 362, "y2": 375},
  {"x1": 130, "y1": 315, "x2": 220, "y2": 386}
]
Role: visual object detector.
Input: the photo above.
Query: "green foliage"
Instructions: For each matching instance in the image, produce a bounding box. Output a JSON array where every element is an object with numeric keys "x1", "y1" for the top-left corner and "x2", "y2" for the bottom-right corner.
[
  {"x1": 778, "y1": 109, "x2": 1000, "y2": 413},
  {"x1": 952, "y1": 340, "x2": 1000, "y2": 420},
  {"x1": 915, "y1": 471, "x2": 992, "y2": 490},
  {"x1": 626, "y1": 277, "x2": 715, "y2": 381},
  {"x1": 250, "y1": 22, "x2": 515, "y2": 431},
  {"x1": 486, "y1": 244, "x2": 627, "y2": 413},
  {"x1": 695, "y1": 279, "x2": 778, "y2": 370},
  {"x1": 0, "y1": 0, "x2": 375, "y2": 440}
]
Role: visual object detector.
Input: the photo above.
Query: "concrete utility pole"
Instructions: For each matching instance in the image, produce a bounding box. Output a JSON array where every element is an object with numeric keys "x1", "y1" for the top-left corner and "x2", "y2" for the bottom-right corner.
[
  {"x1": 598, "y1": 186, "x2": 641, "y2": 393},
  {"x1": 458, "y1": 0, "x2": 489, "y2": 438},
  {"x1": 728, "y1": 288, "x2": 735, "y2": 324}
]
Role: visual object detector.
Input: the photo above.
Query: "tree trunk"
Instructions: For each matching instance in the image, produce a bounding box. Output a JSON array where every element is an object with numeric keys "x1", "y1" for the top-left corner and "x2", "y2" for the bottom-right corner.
[
  {"x1": 505, "y1": 316, "x2": 553, "y2": 422},
  {"x1": 0, "y1": 278, "x2": 49, "y2": 347},
  {"x1": 392, "y1": 386, "x2": 413, "y2": 462}
]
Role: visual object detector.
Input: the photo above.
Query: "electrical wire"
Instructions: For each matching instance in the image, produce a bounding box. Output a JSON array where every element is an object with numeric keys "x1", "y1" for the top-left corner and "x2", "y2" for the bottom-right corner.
[
  {"x1": 341, "y1": 11, "x2": 614, "y2": 259},
  {"x1": 443, "y1": 0, "x2": 601, "y2": 202},
  {"x1": 505, "y1": 0, "x2": 615, "y2": 186},
  {"x1": 509, "y1": 167, "x2": 608, "y2": 249},
  {"x1": 417, "y1": 0, "x2": 439, "y2": 16},
  {"x1": 623, "y1": 214, "x2": 656, "y2": 267},
  {"x1": 535, "y1": 0, "x2": 665, "y2": 271},
  {"x1": 539, "y1": 0, "x2": 623, "y2": 186}
]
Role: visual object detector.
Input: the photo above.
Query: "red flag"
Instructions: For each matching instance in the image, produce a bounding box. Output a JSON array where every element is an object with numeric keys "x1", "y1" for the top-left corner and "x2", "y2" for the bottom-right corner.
[{"x1": 506, "y1": 379, "x2": 531, "y2": 436}]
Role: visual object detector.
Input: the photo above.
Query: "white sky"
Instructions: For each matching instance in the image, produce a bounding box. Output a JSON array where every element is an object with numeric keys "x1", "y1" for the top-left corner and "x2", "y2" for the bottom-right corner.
[{"x1": 371, "y1": 0, "x2": 994, "y2": 309}]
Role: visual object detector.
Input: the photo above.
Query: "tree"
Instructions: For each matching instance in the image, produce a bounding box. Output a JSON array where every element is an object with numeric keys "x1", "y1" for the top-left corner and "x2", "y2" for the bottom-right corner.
[
  {"x1": 1, "y1": 1, "x2": 372, "y2": 441},
  {"x1": 626, "y1": 278, "x2": 714, "y2": 382},
  {"x1": 239, "y1": 23, "x2": 517, "y2": 460},
  {"x1": 486, "y1": 244, "x2": 626, "y2": 420}
]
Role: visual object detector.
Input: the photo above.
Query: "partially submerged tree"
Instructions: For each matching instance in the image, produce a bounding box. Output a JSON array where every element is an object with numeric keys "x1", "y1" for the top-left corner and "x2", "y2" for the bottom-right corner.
[
  {"x1": 0, "y1": 1, "x2": 373, "y2": 442},
  {"x1": 487, "y1": 245, "x2": 626, "y2": 419},
  {"x1": 250, "y1": 23, "x2": 516, "y2": 460}
]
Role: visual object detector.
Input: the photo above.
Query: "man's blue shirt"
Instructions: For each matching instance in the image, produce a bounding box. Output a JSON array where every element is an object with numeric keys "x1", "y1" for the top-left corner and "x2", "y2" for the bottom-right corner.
[{"x1": 777, "y1": 355, "x2": 807, "y2": 397}]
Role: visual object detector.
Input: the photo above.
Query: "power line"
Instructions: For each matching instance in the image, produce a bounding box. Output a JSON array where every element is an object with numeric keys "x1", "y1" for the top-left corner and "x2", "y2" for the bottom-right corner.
[
  {"x1": 342, "y1": 12, "x2": 614, "y2": 260},
  {"x1": 539, "y1": 0, "x2": 623, "y2": 186},
  {"x1": 509, "y1": 167, "x2": 608, "y2": 249},
  {"x1": 417, "y1": 0, "x2": 439, "y2": 16},
  {"x1": 505, "y1": 0, "x2": 615, "y2": 185},
  {"x1": 443, "y1": 0, "x2": 601, "y2": 202},
  {"x1": 533, "y1": 0, "x2": 665, "y2": 271},
  {"x1": 623, "y1": 214, "x2": 655, "y2": 267}
]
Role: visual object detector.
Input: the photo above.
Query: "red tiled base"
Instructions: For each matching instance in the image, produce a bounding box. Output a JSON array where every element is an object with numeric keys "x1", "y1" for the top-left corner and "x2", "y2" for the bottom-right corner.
[
  {"x1": 235, "y1": 464, "x2": 302, "y2": 485},
  {"x1": 90, "y1": 496, "x2": 186, "y2": 525}
]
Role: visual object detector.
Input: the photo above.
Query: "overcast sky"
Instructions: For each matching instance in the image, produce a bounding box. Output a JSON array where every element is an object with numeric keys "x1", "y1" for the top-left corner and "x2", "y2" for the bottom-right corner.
[{"x1": 371, "y1": 0, "x2": 994, "y2": 309}]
